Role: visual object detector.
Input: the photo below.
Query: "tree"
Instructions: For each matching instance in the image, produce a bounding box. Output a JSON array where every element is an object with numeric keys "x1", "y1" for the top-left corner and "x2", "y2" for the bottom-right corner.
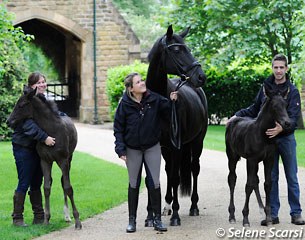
[
  {"x1": 0, "y1": 4, "x2": 32, "y2": 139},
  {"x1": 159, "y1": 0, "x2": 305, "y2": 68},
  {"x1": 112, "y1": 0, "x2": 170, "y2": 52}
]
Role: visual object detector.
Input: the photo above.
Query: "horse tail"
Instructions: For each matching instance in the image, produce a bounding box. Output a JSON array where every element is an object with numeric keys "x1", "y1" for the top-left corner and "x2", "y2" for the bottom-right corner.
[{"x1": 179, "y1": 144, "x2": 192, "y2": 196}]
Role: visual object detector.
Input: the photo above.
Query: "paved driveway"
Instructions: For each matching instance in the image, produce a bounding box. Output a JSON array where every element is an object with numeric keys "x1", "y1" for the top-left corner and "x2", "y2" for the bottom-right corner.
[{"x1": 35, "y1": 122, "x2": 305, "y2": 240}]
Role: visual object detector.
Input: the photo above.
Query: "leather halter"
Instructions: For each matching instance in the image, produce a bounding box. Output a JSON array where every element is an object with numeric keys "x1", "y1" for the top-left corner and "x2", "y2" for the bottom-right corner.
[{"x1": 161, "y1": 36, "x2": 201, "y2": 88}]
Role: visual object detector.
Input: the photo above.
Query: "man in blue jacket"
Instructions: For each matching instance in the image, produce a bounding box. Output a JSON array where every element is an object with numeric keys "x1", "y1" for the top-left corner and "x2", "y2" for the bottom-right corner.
[{"x1": 228, "y1": 54, "x2": 305, "y2": 225}]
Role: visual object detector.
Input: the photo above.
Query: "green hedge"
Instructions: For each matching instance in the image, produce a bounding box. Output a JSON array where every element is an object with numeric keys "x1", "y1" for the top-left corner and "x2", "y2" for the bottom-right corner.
[
  {"x1": 106, "y1": 62, "x2": 270, "y2": 123},
  {"x1": 204, "y1": 67, "x2": 270, "y2": 124},
  {"x1": 106, "y1": 60, "x2": 148, "y2": 119}
]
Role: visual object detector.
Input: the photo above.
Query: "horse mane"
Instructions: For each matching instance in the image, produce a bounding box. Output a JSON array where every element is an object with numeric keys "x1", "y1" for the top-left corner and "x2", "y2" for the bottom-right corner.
[{"x1": 35, "y1": 94, "x2": 60, "y2": 118}]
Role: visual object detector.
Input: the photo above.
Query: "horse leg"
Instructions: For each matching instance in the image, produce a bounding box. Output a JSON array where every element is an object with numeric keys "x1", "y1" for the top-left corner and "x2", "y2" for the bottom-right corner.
[
  {"x1": 189, "y1": 135, "x2": 204, "y2": 216},
  {"x1": 59, "y1": 159, "x2": 82, "y2": 229},
  {"x1": 170, "y1": 181, "x2": 180, "y2": 226},
  {"x1": 227, "y1": 149, "x2": 239, "y2": 223},
  {"x1": 262, "y1": 157, "x2": 274, "y2": 226},
  {"x1": 169, "y1": 151, "x2": 181, "y2": 226},
  {"x1": 242, "y1": 160, "x2": 258, "y2": 227},
  {"x1": 254, "y1": 183, "x2": 265, "y2": 221},
  {"x1": 61, "y1": 175, "x2": 72, "y2": 222},
  {"x1": 161, "y1": 146, "x2": 173, "y2": 216},
  {"x1": 40, "y1": 160, "x2": 53, "y2": 224}
]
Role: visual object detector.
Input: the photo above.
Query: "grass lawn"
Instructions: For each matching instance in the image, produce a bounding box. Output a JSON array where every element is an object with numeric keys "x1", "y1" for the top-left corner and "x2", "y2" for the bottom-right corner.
[{"x1": 0, "y1": 141, "x2": 130, "y2": 240}]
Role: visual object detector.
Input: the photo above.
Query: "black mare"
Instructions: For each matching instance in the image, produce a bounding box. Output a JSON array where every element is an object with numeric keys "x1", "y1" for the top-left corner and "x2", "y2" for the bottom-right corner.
[
  {"x1": 226, "y1": 84, "x2": 291, "y2": 227},
  {"x1": 145, "y1": 25, "x2": 208, "y2": 226},
  {"x1": 7, "y1": 88, "x2": 82, "y2": 229}
]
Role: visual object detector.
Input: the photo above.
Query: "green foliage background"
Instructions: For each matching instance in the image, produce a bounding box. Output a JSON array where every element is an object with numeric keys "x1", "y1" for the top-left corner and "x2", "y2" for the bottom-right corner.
[
  {"x1": 0, "y1": 4, "x2": 32, "y2": 140},
  {"x1": 106, "y1": 60, "x2": 148, "y2": 119}
]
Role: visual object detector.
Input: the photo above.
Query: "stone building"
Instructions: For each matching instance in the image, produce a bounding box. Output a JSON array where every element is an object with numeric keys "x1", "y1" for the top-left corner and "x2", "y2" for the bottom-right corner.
[{"x1": 4, "y1": 0, "x2": 141, "y2": 123}]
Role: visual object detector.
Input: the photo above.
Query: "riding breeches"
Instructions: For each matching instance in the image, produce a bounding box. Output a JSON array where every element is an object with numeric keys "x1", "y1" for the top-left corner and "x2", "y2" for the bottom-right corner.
[{"x1": 126, "y1": 143, "x2": 161, "y2": 189}]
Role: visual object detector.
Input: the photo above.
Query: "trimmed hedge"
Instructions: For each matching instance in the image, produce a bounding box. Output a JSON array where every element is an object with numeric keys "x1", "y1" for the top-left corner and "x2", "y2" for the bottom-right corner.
[
  {"x1": 106, "y1": 60, "x2": 148, "y2": 119},
  {"x1": 106, "y1": 61, "x2": 270, "y2": 123},
  {"x1": 205, "y1": 67, "x2": 270, "y2": 124}
]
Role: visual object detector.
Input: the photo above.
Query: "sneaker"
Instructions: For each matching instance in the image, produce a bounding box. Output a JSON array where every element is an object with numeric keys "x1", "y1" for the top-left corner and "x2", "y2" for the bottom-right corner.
[
  {"x1": 261, "y1": 217, "x2": 279, "y2": 226},
  {"x1": 291, "y1": 215, "x2": 305, "y2": 225}
]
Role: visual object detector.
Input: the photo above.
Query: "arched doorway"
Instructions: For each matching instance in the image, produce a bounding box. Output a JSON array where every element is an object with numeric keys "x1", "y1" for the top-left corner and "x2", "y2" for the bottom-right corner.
[{"x1": 16, "y1": 19, "x2": 81, "y2": 117}]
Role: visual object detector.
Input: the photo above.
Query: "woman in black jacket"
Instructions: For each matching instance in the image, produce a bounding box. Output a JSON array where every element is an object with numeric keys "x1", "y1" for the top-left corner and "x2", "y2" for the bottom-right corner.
[
  {"x1": 114, "y1": 72, "x2": 177, "y2": 233},
  {"x1": 8, "y1": 72, "x2": 56, "y2": 227}
]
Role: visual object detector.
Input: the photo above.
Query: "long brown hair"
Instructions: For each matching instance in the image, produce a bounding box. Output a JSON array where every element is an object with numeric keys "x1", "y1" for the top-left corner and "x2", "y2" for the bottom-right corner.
[{"x1": 27, "y1": 72, "x2": 46, "y2": 87}]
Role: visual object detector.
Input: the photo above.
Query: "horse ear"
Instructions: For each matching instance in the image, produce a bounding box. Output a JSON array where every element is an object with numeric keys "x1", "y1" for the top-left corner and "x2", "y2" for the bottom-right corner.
[
  {"x1": 179, "y1": 27, "x2": 190, "y2": 39},
  {"x1": 27, "y1": 87, "x2": 37, "y2": 99},
  {"x1": 263, "y1": 83, "x2": 273, "y2": 98},
  {"x1": 166, "y1": 25, "x2": 173, "y2": 40},
  {"x1": 280, "y1": 86, "x2": 290, "y2": 99}
]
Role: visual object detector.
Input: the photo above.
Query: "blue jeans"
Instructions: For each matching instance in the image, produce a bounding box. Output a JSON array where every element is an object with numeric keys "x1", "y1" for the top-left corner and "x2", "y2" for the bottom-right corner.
[
  {"x1": 270, "y1": 133, "x2": 302, "y2": 218},
  {"x1": 13, "y1": 144, "x2": 43, "y2": 194}
]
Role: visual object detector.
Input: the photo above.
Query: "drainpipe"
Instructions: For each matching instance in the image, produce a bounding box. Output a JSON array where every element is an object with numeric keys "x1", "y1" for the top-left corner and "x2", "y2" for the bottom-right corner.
[{"x1": 93, "y1": 0, "x2": 99, "y2": 124}]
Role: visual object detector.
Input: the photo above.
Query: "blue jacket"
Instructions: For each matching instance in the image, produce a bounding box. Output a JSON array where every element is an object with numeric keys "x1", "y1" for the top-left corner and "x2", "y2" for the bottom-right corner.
[
  {"x1": 12, "y1": 119, "x2": 48, "y2": 149},
  {"x1": 114, "y1": 90, "x2": 170, "y2": 157},
  {"x1": 235, "y1": 74, "x2": 301, "y2": 135}
]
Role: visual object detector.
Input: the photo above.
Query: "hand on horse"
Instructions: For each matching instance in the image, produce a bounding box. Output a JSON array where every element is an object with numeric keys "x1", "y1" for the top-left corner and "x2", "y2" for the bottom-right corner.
[
  {"x1": 170, "y1": 91, "x2": 178, "y2": 101},
  {"x1": 266, "y1": 121, "x2": 283, "y2": 138},
  {"x1": 45, "y1": 136, "x2": 56, "y2": 146},
  {"x1": 120, "y1": 155, "x2": 127, "y2": 162}
]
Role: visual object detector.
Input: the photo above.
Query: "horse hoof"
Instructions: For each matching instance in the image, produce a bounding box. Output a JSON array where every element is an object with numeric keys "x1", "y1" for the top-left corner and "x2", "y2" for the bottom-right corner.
[
  {"x1": 145, "y1": 219, "x2": 154, "y2": 227},
  {"x1": 170, "y1": 218, "x2": 181, "y2": 226},
  {"x1": 75, "y1": 221, "x2": 82, "y2": 230},
  {"x1": 243, "y1": 223, "x2": 250, "y2": 227},
  {"x1": 189, "y1": 209, "x2": 199, "y2": 216},
  {"x1": 229, "y1": 218, "x2": 236, "y2": 224},
  {"x1": 162, "y1": 207, "x2": 172, "y2": 216}
]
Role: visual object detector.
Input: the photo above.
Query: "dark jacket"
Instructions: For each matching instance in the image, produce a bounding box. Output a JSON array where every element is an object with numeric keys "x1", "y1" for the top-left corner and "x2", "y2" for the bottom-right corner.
[
  {"x1": 114, "y1": 90, "x2": 170, "y2": 157},
  {"x1": 235, "y1": 74, "x2": 301, "y2": 136},
  {"x1": 12, "y1": 119, "x2": 48, "y2": 149}
]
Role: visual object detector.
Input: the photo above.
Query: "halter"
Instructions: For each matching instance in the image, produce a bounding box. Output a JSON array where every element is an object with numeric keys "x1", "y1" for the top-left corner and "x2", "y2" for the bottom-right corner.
[{"x1": 161, "y1": 36, "x2": 201, "y2": 90}]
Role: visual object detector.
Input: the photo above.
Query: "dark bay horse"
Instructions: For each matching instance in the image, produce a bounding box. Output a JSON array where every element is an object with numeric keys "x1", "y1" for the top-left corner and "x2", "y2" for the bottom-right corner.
[
  {"x1": 146, "y1": 25, "x2": 208, "y2": 226},
  {"x1": 7, "y1": 88, "x2": 82, "y2": 229},
  {"x1": 226, "y1": 84, "x2": 291, "y2": 227}
]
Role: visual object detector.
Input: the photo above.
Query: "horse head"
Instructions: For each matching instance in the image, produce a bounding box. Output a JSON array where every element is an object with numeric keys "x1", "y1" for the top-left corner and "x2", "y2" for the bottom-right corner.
[
  {"x1": 148, "y1": 25, "x2": 206, "y2": 89},
  {"x1": 7, "y1": 86, "x2": 36, "y2": 128},
  {"x1": 264, "y1": 83, "x2": 291, "y2": 131}
]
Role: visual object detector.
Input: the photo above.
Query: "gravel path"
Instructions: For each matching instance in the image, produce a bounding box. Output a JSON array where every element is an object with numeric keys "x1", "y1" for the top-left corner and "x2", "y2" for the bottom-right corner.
[{"x1": 34, "y1": 123, "x2": 305, "y2": 240}]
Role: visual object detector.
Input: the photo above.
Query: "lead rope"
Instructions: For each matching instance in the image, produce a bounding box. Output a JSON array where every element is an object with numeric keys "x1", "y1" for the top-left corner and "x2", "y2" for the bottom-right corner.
[{"x1": 170, "y1": 75, "x2": 189, "y2": 149}]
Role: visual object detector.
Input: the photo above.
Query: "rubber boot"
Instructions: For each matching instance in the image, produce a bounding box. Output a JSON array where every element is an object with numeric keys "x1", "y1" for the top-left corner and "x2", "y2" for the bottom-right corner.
[
  {"x1": 149, "y1": 187, "x2": 167, "y2": 232},
  {"x1": 126, "y1": 186, "x2": 139, "y2": 233},
  {"x1": 29, "y1": 190, "x2": 45, "y2": 224},
  {"x1": 145, "y1": 177, "x2": 154, "y2": 227},
  {"x1": 12, "y1": 191, "x2": 28, "y2": 227}
]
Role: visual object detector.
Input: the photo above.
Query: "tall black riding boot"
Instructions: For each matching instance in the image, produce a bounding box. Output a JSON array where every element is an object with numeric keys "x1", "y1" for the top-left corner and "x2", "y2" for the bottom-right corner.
[
  {"x1": 12, "y1": 191, "x2": 28, "y2": 227},
  {"x1": 126, "y1": 186, "x2": 139, "y2": 233},
  {"x1": 29, "y1": 190, "x2": 45, "y2": 224},
  {"x1": 145, "y1": 177, "x2": 154, "y2": 227},
  {"x1": 149, "y1": 187, "x2": 167, "y2": 232}
]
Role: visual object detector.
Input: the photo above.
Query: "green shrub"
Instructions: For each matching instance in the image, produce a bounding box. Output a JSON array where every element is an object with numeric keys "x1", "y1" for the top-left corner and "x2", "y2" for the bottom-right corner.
[
  {"x1": 0, "y1": 4, "x2": 32, "y2": 140},
  {"x1": 106, "y1": 60, "x2": 148, "y2": 119},
  {"x1": 204, "y1": 67, "x2": 270, "y2": 124}
]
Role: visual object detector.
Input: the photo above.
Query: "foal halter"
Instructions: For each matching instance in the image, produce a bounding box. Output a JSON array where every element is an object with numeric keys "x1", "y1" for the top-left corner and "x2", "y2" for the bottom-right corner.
[{"x1": 161, "y1": 36, "x2": 201, "y2": 90}]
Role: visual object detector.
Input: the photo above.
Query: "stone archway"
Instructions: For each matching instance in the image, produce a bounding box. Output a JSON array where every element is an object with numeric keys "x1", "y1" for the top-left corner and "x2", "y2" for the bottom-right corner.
[{"x1": 13, "y1": 8, "x2": 90, "y2": 117}]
